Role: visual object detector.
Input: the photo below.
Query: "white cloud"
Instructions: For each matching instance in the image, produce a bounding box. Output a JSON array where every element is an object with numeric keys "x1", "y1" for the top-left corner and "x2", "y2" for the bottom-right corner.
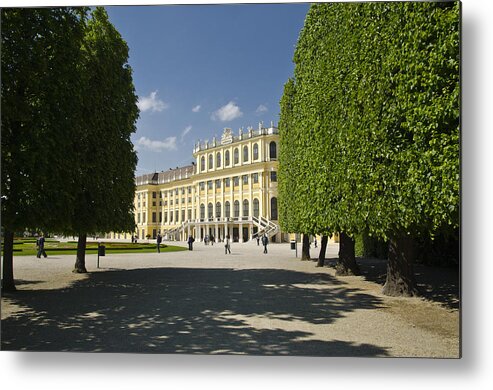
[
  {"x1": 136, "y1": 136, "x2": 177, "y2": 152},
  {"x1": 192, "y1": 105, "x2": 201, "y2": 113},
  {"x1": 181, "y1": 125, "x2": 192, "y2": 141},
  {"x1": 211, "y1": 101, "x2": 243, "y2": 122},
  {"x1": 137, "y1": 91, "x2": 168, "y2": 113},
  {"x1": 255, "y1": 104, "x2": 268, "y2": 114}
]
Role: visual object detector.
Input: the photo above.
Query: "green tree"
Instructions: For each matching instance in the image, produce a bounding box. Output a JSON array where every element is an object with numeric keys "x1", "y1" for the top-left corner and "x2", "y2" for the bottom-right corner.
[
  {"x1": 279, "y1": 2, "x2": 459, "y2": 295},
  {"x1": 70, "y1": 7, "x2": 139, "y2": 273},
  {"x1": 1, "y1": 8, "x2": 86, "y2": 291}
]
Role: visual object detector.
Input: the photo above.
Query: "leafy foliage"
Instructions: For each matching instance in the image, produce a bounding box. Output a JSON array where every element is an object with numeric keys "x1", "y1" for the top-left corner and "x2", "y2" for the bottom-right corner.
[
  {"x1": 69, "y1": 7, "x2": 139, "y2": 236},
  {"x1": 1, "y1": 8, "x2": 86, "y2": 233},
  {"x1": 279, "y1": 2, "x2": 460, "y2": 241}
]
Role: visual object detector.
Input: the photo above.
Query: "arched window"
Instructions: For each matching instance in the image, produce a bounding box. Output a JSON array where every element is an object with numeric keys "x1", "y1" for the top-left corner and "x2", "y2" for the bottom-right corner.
[
  {"x1": 243, "y1": 199, "x2": 249, "y2": 217},
  {"x1": 200, "y1": 156, "x2": 205, "y2": 171},
  {"x1": 208, "y1": 154, "x2": 213, "y2": 170},
  {"x1": 200, "y1": 204, "x2": 205, "y2": 219},
  {"x1": 270, "y1": 197, "x2": 278, "y2": 220},
  {"x1": 216, "y1": 152, "x2": 221, "y2": 168},
  {"x1": 225, "y1": 201, "x2": 231, "y2": 218},
  {"x1": 269, "y1": 141, "x2": 277, "y2": 160},
  {"x1": 216, "y1": 202, "x2": 221, "y2": 218},
  {"x1": 234, "y1": 200, "x2": 240, "y2": 218},
  {"x1": 225, "y1": 150, "x2": 230, "y2": 166},
  {"x1": 253, "y1": 143, "x2": 259, "y2": 160},
  {"x1": 253, "y1": 198, "x2": 260, "y2": 218},
  {"x1": 243, "y1": 145, "x2": 249, "y2": 162},
  {"x1": 234, "y1": 148, "x2": 239, "y2": 164},
  {"x1": 208, "y1": 202, "x2": 213, "y2": 219}
]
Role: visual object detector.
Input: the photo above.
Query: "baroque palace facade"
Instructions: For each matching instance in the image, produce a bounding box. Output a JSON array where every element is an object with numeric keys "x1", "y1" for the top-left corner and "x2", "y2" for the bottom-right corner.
[{"x1": 119, "y1": 122, "x2": 287, "y2": 243}]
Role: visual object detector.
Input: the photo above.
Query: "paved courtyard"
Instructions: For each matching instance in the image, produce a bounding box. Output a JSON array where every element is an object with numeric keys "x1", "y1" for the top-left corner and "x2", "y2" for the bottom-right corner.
[{"x1": 1, "y1": 241, "x2": 459, "y2": 357}]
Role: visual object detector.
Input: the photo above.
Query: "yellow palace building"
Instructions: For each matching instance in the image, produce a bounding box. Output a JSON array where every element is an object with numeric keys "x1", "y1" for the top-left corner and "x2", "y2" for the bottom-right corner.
[{"x1": 126, "y1": 122, "x2": 286, "y2": 243}]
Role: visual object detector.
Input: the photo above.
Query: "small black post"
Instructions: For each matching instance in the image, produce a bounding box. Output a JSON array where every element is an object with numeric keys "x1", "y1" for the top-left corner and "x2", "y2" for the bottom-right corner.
[{"x1": 97, "y1": 242, "x2": 100, "y2": 269}]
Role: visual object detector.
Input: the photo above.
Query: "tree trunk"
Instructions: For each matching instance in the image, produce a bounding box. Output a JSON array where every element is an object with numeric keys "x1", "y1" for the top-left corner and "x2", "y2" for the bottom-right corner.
[
  {"x1": 301, "y1": 233, "x2": 310, "y2": 260},
  {"x1": 316, "y1": 235, "x2": 328, "y2": 267},
  {"x1": 382, "y1": 234, "x2": 418, "y2": 297},
  {"x1": 336, "y1": 232, "x2": 360, "y2": 276},
  {"x1": 73, "y1": 233, "x2": 88, "y2": 273},
  {"x1": 1, "y1": 231, "x2": 16, "y2": 292}
]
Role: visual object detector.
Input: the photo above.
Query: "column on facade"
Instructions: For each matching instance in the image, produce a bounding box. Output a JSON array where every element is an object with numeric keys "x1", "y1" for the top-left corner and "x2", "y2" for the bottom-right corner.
[
  {"x1": 259, "y1": 172, "x2": 264, "y2": 218},
  {"x1": 221, "y1": 174, "x2": 225, "y2": 240}
]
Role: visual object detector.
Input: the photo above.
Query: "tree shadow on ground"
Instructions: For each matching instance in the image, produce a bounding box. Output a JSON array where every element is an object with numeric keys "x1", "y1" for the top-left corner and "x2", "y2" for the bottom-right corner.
[
  {"x1": 322, "y1": 257, "x2": 459, "y2": 310},
  {"x1": 1, "y1": 267, "x2": 388, "y2": 356}
]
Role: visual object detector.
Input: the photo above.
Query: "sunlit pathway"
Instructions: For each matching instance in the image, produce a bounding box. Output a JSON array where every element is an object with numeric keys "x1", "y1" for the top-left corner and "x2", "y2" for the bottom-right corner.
[{"x1": 1, "y1": 241, "x2": 459, "y2": 357}]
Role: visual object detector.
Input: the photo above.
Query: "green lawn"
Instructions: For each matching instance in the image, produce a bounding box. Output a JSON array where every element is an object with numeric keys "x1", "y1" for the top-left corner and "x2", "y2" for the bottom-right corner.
[{"x1": 3, "y1": 239, "x2": 187, "y2": 256}]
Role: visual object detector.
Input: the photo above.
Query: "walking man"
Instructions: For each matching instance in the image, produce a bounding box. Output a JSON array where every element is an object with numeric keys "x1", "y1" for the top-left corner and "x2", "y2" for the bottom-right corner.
[
  {"x1": 225, "y1": 235, "x2": 231, "y2": 254},
  {"x1": 36, "y1": 233, "x2": 47, "y2": 258},
  {"x1": 256, "y1": 236, "x2": 260, "y2": 246},
  {"x1": 261, "y1": 234, "x2": 269, "y2": 254},
  {"x1": 187, "y1": 235, "x2": 195, "y2": 251},
  {"x1": 157, "y1": 233, "x2": 162, "y2": 253},
  {"x1": 314, "y1": 237, "x2": 318, "y2": 248}
]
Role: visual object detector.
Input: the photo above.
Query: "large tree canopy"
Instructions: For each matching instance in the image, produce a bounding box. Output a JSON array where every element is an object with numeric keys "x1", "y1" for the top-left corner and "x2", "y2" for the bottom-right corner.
[
  {"x1": 1, "y1": 8, "x2": 87, "y2": 291},
  {"x1": 278, "y1": 2, "x2": 460, "y2": 295},
  {"x1": 1, "y1": 7, "x2": 139, "y2": 287},
  {"x1": 69, "y1": 7, "x2": 139, "y2": 273}
]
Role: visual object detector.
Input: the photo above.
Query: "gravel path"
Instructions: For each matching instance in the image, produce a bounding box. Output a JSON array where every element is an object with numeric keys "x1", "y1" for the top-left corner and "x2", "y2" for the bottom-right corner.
[{"x1": 1, "y1": 241, "x2": 459, "y2": 357}]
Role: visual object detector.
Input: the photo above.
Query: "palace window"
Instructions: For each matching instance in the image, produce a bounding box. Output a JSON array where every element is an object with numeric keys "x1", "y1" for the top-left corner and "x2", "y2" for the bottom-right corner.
[
  {"x1": 208, "y1": 154, "x2": 213, "y2": 170},
  {"x1": 233, "y1": 176, "x2": 239, "y2": 187},
  {"x1": 243, "y1": 145, "x2": 249, "y2": 162},
  {"x1": 152, "y1": 192, "x2": 157, "y2": 198},
  {"x1": 234, "y1": 148, "x2": 239, "y2": 164},
  {"x1": 234, "y1": 200, "x2": 240, "y2": 218},
  {"x1": 152, "y1": 212, "x2": 156, "y2": 223},
  {"x1": 243, "y1": 199, "x2": 249, "y2": 217},
  {"x1": 201, "y1": 156, "x2": 205, "y2": 171},
  {"x1": 216, "y1": 202, "x2": 221, "y2": 218},
  {"x1": 225, "y1": 150, "x2": 230, "y2": 166},
  {"x1": 253, "y1": 198, "x2": 259, "y2": 218},
  {"x1": 215, "y1": 179, "x2": 221, "y2": 188},
  {"x1": 253, "y1": 143, "x2": 259, "y2": 160},
  {"x1": 225, "y1": 178, "x2": 231, "y2": 188},
  {"x1": 252, "y1": 173, "x2": 259, "y2": 184},
  {"x1": 269, "y1": 141, "x2": 277, "y2": 160},
  {"x1": 242, "y1": 175, "x2": 248, "y2": 185},
  {"x1": 271, "y1": 197, "x2": 278, "y2": 220},
  {"x1": 200, "y1": 204, "x2": 205, "y2": 219},
  {"x1": 208, "y1": 203, "x2": 213, "y2": 219},
  {"x1": 216, "y1": 152, "x2": 221, "y2": 168},
  {"x1": 225, "y1": 201, "x2": 231, "y2": 218},
  {"x1": 207, "y1": 180, "x2": 213, "y2": 190},
  {"x1": 270, "y1": 171, "x2": 277, "y2": 182}
]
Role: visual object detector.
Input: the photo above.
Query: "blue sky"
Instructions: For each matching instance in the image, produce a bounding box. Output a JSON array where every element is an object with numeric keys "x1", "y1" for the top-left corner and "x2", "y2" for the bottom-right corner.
[{"x1": 105, "y1": 3, "x2": 310, "y2": 175}]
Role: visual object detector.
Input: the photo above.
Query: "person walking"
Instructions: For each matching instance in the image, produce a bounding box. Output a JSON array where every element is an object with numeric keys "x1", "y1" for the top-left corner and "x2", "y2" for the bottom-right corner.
[
  {"x1": 256, "y1": 235, "x2": 260, "y2": 246},
  {"x1": 210, "y1": 235, "x2": 214, "y2": 246},
  {"x1": 36, "y1": 233, "x2": 48, "y2": 258},
  {"x1": 261, "y1": 234, "x2": 269, "y2": 254},
  {"x1": 225, "y1": 235, "x2": 231, "y2": 254},
  {"x1": 187, "y1": 235, "x2": 195, "y2": 251},
  {"x1": 156, "y1": 233, "x2": 162, "y2": 253},
  {"x1": 314, "y1": 237, "x2": 318, "y2": 248}
]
